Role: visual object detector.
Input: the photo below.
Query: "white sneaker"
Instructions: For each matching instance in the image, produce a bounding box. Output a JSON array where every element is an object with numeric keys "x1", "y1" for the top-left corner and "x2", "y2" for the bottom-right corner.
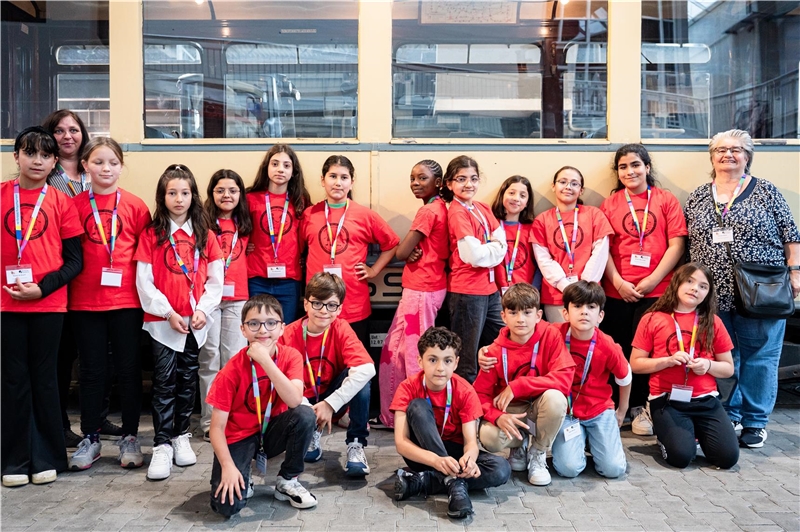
[
  {"x1": 117, "y1": 435, "x2": 144, "y2": 469},
  {"x1": 304, "y1": 429, "x2": 323, "y2": 463},
  {"x1": 2, "y1": 474, "x2": 29, "y2": 487},
  {"x1": 274, "y1": 476, "x2": 317, "y2": 509},
  {"x1": 147, "y1": 443, "x2": 174, "y2": 480},
  {"x1": 632, "y1": 404, "x2": 654, "y2": 436},
  {"x1": 345, "y1": 440, "x2": 370, "y2": 476},
  {"x1": 508, "y1": 440, "x2": 528, "y2": 472},
  {"x1": 527, "y1": 448, "x2": 551, "y2": 486},
  {"x1": 171, "y1": 433, "x2": 197, "y2": 467},
  {"x1": 31, "y1": 470, "x2": 56, "y2": 485}
]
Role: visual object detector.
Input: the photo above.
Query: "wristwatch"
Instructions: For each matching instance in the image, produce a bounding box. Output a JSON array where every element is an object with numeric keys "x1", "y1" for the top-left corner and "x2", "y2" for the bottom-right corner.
[{"x1": 789, "y1": 265, "x2": 800, "y2": 271}]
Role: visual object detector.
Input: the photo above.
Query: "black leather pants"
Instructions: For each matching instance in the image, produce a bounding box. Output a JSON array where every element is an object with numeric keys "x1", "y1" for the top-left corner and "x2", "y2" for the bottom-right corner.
[{"x1": 151, "y1": 333, "x2": 200, "y2": 446}]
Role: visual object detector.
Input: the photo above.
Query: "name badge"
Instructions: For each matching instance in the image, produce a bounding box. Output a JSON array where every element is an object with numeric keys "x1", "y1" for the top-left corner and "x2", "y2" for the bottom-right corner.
[
  {"x1": 267, "y1": 263, "x2": 286, "y2": 279},
  {"x1": 501, "y1": 286, "x2": 509, "y2": 295},
  {"x1": 6, "y1": 264, "x2": 33, "y2": 285},
  {"x1": 630, "y1": 252, "x2": 652, "y2": 268},
  {"x1": 670, "y1": 384, "x2": 693, "y2": 403},
  {"x1": 563, "y1": 419, "x2": 582, "y2": 442},
  {"x1": 324, "y1": 264, "x2": 343, "y2": 279},
  {"x1": 100, "y1": 267, "x2": 123, "y2": 287},
  {"x1": 526, "y1": 418, "x2": 536, "y2": 437},
  {"x1": 254, "y1": 451, "x2": 268, "y2": 476},
  {"x1": 565, "y1": 275, "x2": 579, "y2": 285},
  {"x1": 712, "y1": 227, "x2": 734, "y2": 244},
  {"x1": 222, "y1": 283, "x2": 235, "y2": 298},
  {"x1": 489, "y1": 269, "x2": 495, "y2": 283}
]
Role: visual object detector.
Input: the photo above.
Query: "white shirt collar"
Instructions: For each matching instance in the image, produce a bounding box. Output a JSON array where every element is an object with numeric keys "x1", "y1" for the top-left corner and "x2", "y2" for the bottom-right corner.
[{"x1": 169, "y1": 218, "x2": 194, "y2": 237}]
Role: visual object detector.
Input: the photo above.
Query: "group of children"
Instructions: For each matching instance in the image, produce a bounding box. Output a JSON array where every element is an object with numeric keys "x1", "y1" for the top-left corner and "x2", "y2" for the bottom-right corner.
[{"x1": 2, "y1": 122, "x2": 742, "y2": 521}]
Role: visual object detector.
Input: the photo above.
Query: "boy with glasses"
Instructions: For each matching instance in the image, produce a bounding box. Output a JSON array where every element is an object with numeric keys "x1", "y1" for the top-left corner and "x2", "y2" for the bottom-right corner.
[{"x1": 280, "y1": 272, "x2": 375, "y2": 476}]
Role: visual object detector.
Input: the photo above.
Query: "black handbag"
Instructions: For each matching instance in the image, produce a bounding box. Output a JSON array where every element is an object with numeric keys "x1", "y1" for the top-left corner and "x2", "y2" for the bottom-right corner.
[{"x1": 732, "y1": 261, "x2": 795, "y2": 319}]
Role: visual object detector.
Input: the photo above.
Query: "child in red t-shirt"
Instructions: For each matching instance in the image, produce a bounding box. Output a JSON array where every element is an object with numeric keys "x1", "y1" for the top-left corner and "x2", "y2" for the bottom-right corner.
[
  {"x1": 1, "y1": 127, "x2": 83, "y2": 487},
  {"x1": 391, "y1": 327, "x2": 510, "y2": 520},
  {"x1": 246, "y1": 144, "x2": 311, "y2": 324},
  {"x1": 134, "y1": 165, "x2": 224, "y2": 481},
  {"x1": 198, "y1": 169, "x2": 253, "y2": 440},
  {"x1": 532, "y1": 166, "x2": 613, "y2": 323},
  {"x1": 207, "y1": 295, "x2": 317, "y2": 516},
  {"x1": 550, "y1": 282, "x2": 630, "y2": 479},
  {"x1": 67, "y1": 137, "x2": 151, "y2": 472},
  {"x1": 280, "y1": 272, "x2": 374, "y2": 476},
  {"x1": 379, "y1": 159, "x2": 448, "y2": 428},
  {"x1": 631, "y1": 262, "x2": 739, "y2": 470},
  {"x1": 473, "y1": 283, "x2": 574, "y2": 487},
  {"x1": 491, "y1": 175, "x2": 538, "y2": 294}
]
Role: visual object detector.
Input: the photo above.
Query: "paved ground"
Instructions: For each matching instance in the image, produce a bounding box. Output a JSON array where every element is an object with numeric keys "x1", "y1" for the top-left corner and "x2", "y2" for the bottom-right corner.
[{"x1": 2, "y1": 402, "x2": 799, "y2": 531}]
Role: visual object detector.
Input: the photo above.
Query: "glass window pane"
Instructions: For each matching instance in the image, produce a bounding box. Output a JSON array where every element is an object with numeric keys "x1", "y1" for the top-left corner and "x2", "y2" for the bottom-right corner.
[
  {"x1": 56, "y1": 45, "x2": 110, "y2": 66},
  {"x1": 392, "y1": 0, "x2": 608, "y2": 139},
  {"x1": 641, "y1": 0, "x2": 799, "y2": 139}
]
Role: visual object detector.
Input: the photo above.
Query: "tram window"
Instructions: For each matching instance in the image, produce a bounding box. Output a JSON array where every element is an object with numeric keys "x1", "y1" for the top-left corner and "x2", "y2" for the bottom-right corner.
[
  {"x1": 642, "y1": 0, "x2": 800, "y2": 139},
  {"x1": 143, "y1": 44, "x2": 204, "y2": 139},
  {"x1": 392, "y1": 0, "x2": 608, "y2": 139},
  {"x1": 57, "y1": 73, "x2": 110, "y2": 137}
]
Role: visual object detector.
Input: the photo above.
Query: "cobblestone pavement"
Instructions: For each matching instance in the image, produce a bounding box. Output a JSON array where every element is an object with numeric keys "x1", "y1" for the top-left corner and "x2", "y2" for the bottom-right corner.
[{"x1": 2, "y1": 406, "x2": 798, "y2": 531}]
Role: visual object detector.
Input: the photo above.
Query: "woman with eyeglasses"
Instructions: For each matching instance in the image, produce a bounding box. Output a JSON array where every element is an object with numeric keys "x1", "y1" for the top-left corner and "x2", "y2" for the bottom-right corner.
[
  {"x1": 532, "y1": 166, "x2": 613, "y2": 323},
  {"x1": 684, "y1": 129, "x2": 800, "y2": 450}
]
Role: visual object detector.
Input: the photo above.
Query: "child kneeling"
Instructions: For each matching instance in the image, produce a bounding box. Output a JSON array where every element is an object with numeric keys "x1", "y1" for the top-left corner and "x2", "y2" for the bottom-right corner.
[
  {"x1": 206, "y1": 295, "x2": 317, "y2": 517},
  {"x1": 391, "y1": 327, "x2": 511, "y2": 519}
]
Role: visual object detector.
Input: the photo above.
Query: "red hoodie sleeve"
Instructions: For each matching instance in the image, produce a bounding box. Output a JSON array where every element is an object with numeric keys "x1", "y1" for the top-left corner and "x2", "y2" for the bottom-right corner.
[
  {"x1": 508, "y1": 324, "x2": 575, "y2": 399},
  {"x1": 472, "y1": 345, "x2": 505, "y2": 424}
]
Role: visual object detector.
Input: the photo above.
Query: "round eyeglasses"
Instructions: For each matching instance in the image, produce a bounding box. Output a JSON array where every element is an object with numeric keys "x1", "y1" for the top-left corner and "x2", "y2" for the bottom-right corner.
[{"x1": 244, "y1": 319, "x2": 282, "y2": 332}]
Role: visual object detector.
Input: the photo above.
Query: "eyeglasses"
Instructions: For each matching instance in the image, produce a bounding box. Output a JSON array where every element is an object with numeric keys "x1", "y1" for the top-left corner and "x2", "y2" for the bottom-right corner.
[
  {"x1": 714, "y1": 146, "x2": 744, "y2": 155},
  {"x1": 307, "y1": 299, "x2": 342, "y2": 312},
  {"x1": 213, "y1": 187, "x2": 240, "y2": 196},
  {"x1": 452, "y1": 176, "x2": 480, "y2": 185},
  {"x1": 244, "y1": 319, "x2": 282, "y2": 332},
  {"x1": 555, "y1": 179, "x2": 582, "y2": 189}
]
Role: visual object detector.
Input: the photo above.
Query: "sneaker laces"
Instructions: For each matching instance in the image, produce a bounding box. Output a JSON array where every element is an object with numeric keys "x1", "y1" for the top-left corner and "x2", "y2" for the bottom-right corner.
[
  {"x1": 151, "y1": 444, "x2": 172, "y2": 465},
  {"x1": 528, "y1": 449, "x2": 547, "y2": 470},
  {"x1": 117, "y1": 435, "x2": 139, "y2": 454},
  {"x1": 173, "y1": 433, "x2": 192, "y2": 453},
  {"x1": 280, "y1": 476, "x2": 307, "y2": 495},
  {"x1": 347, "y1": 442, "x2": 367, "y2": 465},
  {"x1": 308, "y1": 430, "x2": 321, "y2": 453},
  {"x1": 73, "y1": 438, "x2": 93, "y2": 457}
]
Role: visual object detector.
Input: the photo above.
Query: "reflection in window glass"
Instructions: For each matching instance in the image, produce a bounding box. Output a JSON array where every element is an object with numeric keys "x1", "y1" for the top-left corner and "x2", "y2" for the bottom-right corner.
[
  {"x1": 57, "y1": 74, "x2": 111, "y2": 136},
  {"x1": 56, "y1": 45, "x2": 110, "y2": 66},
  {"x1": 642, "y1": 1, "x2": 799, "y2": 139},
  {"x1": 392, "y1": 0, "x2": 608, "y2": 139}
]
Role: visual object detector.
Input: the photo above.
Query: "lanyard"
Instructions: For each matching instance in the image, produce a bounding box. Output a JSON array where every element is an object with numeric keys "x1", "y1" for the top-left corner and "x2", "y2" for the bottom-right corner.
[
  {"x1": 565, "y1": 329, "x2": 597, "y2": 416},
  {"x1": 302, "y1": 321, "x2": 331, "y2": 402},
  {"x1": 711, "y1": 174, "x2": 746, "y2": 220},
  {"x1": 13, "y1": 181, "x2": 48, "y2": 264},
  {"x1": 555, "y1": 206, "x2": 579, "y2": 272},
  {"x1": 324, "y1": 200, "x2": 349, "y2": 263},
  {"x1": 89, "y1": 188, "x2": 120, "y2": 265},
  {"x1": 672, "y1": 312, "x2": 699, "y2": 385},
  {"x1": 502, "y1": 221, "x2": 522, "y2": 283},
  {"x1": 427, "y1": 195, "x2": 440, "y2": 204},
  {"x1": 624, "y1": 186, "x2": 651, "y2": 251},
  {"x1": 216, "y1": 218, "x2": 239, "y2": 273},
  {"x1": 456, "y1": 199, "x2": 491, "y2": 243},
  {"x1": 265, "y1": 193, "x2": 290, "y2": 262},
  {"x1": 168, "y1": 233, "x2": 200, "y2": 310},
  {"x1": 55, "y1": 164, "x2": 86, "y2": 197},
  {"x1": 501, "y1": 341, "x2": 540, "y2": 386},
  {"x1": 422, "y1": 377, "x2": 451, "y2": 437},
  {"x1": 251, "y1": 359, "x2": 276, "y2": 447}
]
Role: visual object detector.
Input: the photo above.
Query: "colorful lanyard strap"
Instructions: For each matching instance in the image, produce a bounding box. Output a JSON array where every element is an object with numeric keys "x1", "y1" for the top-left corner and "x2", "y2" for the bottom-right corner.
[
  {"x1": 672, "y1": 312, "x2": 699, "y2": 385},
  {"x1": 711, "y1": 174, "x2": 746, "y2": 220},
  {"x1": 168, "y1": 233, "x2": 200, "y2": 309},
  {"x1": 55, "y1": 164, "x2": 86, "y2": 197},
  {"x1": 251, "y1": 358, "x2": 276, "y2": 448},
  {"x1": 422, "y1": 377, "x2": 452, "y2": 437},
  {"x1": 501, "y1": 340, "x2": 540, "y2": 386},
  {"x1": 324, "y1": 200, "x2": 349, "y2": 264},
  {"x1": 555, "y1": 206, "x2": 579, "y2": 272},
  {"x1": 88, "y1": 188, "x2": 120, "y2": 265},
  {"x1": 217, "y1": 217, "x2": 239, "y2": 273},
  {"x1": 13, "y1": 180, "x2": 48, "y2": 264},
  {"x1": 302, "y1": 321, "x2": 331, "y2": 402},
  {"x1": 624, "y1": 186, "x2": 651, "y2": 251},
  {"x1": 565, "y1": 329, "x2": 597, "y2": 417},
  {"x1": 502, "y1": 221, "x2": 522, "y2": 283},
  {"x1": 427, "y1": 195, "x2": 440, "y2": 204},
  {"x1": 265, "y1": 193, "x2": 289, "y2": 262},
  {"x1": 457, "y1": 199, "x2": 491, "y2": 243}
]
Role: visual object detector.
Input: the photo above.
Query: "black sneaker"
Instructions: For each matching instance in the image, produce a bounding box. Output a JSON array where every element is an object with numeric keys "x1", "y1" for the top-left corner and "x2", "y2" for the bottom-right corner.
[
  {"x1": 739, "y1": 427, "x2": 767, "y2": 448},
  {"x1": 98, "y1": 419, "x2": 124, "y2": 439},
  {"x1": 394, "y1": 469, "x2": 432, "y2": 501},
  {"x1": 446, "y1": 478, "x2": 473, "y2": 519},
  {"x1": 64, "y1": 428, "x2": 83, "y2": 448}
]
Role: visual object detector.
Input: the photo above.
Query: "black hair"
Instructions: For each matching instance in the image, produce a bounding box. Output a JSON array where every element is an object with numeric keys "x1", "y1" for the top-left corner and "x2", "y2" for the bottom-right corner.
[
  {"x1": 562, "y1": 281, "x2": 606, "y2": 310},
  {"x1": 322, "y1": 155, "x2": 355, "y2": 200},
  {"x1": 417, "y1": 326, "x2": 462, "y2": 357},
  {"x1": 611, "y1": 143, "x2": 660, "y2": 192},
  {"x1": 492, "y1": 175, "x2": 535, "y2": 224},
  {"x1": 205, "y1": 169, "x2": 253, "y2": 237},
  {"x1": 440, "y1": 155, "x2": 480, "y2": 202},
  {"x1": 248, "y1": 144, "x2": 311, "y2": 218},
  {"x1": 150, "y1": 164, "x2": 212, "y2": 253},
  {"x1": 241, "y1": 294, "x2": 284, "y2": 323}
]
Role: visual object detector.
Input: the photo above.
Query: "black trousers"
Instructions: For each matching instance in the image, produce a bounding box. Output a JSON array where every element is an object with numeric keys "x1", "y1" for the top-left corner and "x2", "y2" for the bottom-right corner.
[
  {"x1": 150, "y1": 333, "x2": 200, "y2": 446},
  {"x1": 72, "y1": 309, "x2": 143, "y2": 437},
  {"x1": 1, "y1": 312, "x2": 68, "y2": 475}
]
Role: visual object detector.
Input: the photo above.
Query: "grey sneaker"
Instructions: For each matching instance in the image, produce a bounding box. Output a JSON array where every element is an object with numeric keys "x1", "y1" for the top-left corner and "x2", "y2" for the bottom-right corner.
[
  {"x1": 117, "y1": 435, "x2": 143, "y2": 468},
  {"x1": 304, "y1": 429, "x2": 323, "y2": 462},
  {"x1": 69, "y1": 438, "x2": 102, "y2": 471},
  {"x1": 345, "y1": 440, "x2": 370, "y2": 476},
  {"x1": 274, "y1": 476, "x2": 317, "y2": 509}
]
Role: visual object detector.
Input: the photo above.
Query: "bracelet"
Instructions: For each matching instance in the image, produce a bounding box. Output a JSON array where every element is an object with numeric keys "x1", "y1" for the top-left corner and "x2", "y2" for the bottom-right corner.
[
  {"x1": 706, "y1": 359, "x2": 712, "y2": 372},
  {"x1": 164, "y1": 310, "x2": 173, "y2": 320},
  {"x1": 788, "y1": 265, "x2": 800, "y2": 271}
]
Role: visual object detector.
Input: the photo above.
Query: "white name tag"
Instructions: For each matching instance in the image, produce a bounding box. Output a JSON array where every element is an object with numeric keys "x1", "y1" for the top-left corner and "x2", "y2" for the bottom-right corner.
[
  {"x1": 563, "y1": 420, "x2": 582, "y2": 441},
  {"x1": 267, "y1": 263, "x2": 286, "y2": 279},
  {"x1": 489, "y1": 269, "x2": 495, "y2": 283},
  {"x1": 630, "y1": 252, "x2": 652, "y2": 268},
  {"x1": 100, "y1": 267, "x2": 123, "y2": 287},
  {"x1": 712, "y1": 227, "x2": 734, "y2": 244},
  {"x1": 565, "y1": 275, "x2": 579, "y2": 285},
  {"x1": 254, "y1": 451, "x2": 268, "y2": 476},
  {"x1": 6, "y1": 264, "x2": 33, "y2": 285},
  {"x1": 324, "y1": 264, "x2": 343, "y2": 278},
  {"x1": 670, "y1": 384, "x2": 693, "y2": 403},
  {"x1": 501, "y1": 286, "x2": 509, "y2": 295},
  {"x1": 222, "y1": 283, "x2": 235, "y2": 298}
]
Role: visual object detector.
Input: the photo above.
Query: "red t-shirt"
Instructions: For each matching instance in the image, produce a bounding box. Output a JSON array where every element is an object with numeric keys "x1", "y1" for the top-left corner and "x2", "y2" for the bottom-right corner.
[
  {"x1": 402, "y1": 197, "x2": 449, "y2": 292},
  {"x1": 246, "y1": 191, "x2": 302, "y2": 281},
  {"x1": 556, "y1": 322, "x2": 629, "y2": 420},
  {"x1": 206, "y1": 344, "x2": 304, "y2": 445},
  {"x1": 280, "y1": 317, "x2": 373, "y2": 401},
  {"x1": 69, "y1": 188, "x2": 151, "y2": 311},
  {"x1": 493, "y1": 221, "x2": 536, "y2": 291},
  {"x1": 600, "y1": 187, "x2": 687, "y2": 300},
  {"x1": 215, "y1": 217, "x2": 249, "y2": 302},
  {"x1": 390, "y1": 371, "x2": 482, "y2": 445},
  {"x1": 1, "y1": 181, "x2": 83, "y2": 313},
  {"x1": 531, "y1": 205, "x2": 613, "y2": 305},
  {"x1": 473, "y1": 321, "x2": 575, "y2": 424},
  {"x1": 448, "y1": 200, "x2": 501, "y2": 296},
  {"x1": 632, "y1": 310, "x2": 734, "y2": 397},
  {"x1": 301, "y1": 200, "x2": 399, "y2": 322},
  {"x1": 133, "y1": 225, "x2": 223, "y2": 321}
]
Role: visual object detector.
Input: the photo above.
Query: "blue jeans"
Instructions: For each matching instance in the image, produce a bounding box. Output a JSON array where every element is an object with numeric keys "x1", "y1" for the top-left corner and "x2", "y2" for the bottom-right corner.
[
  {"x1": 448, "y1": 291, "x2": 504, "y2": 383},
  {"x1": 551, "y1": 409, "x2": 627, "y2": 479},
  {"x1": 248, "y1": 277, "x2": 303, "y2": 324},
  {"x1": 311, "y1": 368, "x2": 370, "y2": 446},
  {"x1": 717, "y1": 310, "x2": 786, "y2": 429}
]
